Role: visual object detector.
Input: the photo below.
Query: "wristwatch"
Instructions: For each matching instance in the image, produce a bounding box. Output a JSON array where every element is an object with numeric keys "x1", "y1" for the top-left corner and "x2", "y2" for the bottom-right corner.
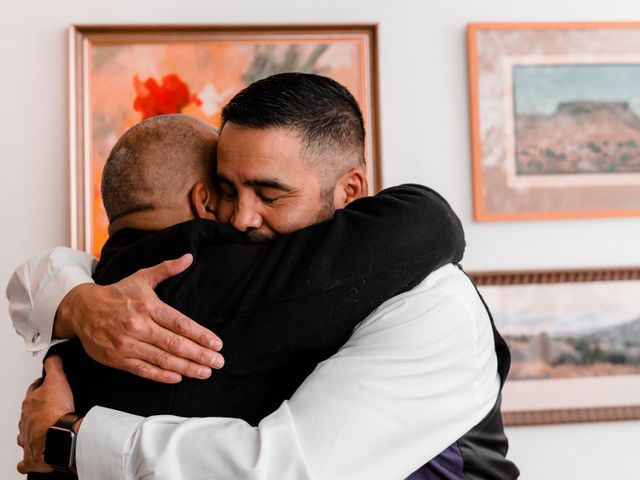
[{"x1": 43, "y1": 412, "x2": 82, "y2": 472}]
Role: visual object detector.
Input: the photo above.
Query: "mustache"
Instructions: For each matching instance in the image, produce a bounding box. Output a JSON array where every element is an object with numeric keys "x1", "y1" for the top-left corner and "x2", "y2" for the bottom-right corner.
[{"x1": 246, "y1": 230, "x2": 277, "y2": 244}]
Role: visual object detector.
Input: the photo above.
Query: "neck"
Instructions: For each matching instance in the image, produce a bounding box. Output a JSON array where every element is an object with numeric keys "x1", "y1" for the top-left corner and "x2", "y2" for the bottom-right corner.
[{"x1": 108, "y1": 208, "x2": 194, "y2": 235}]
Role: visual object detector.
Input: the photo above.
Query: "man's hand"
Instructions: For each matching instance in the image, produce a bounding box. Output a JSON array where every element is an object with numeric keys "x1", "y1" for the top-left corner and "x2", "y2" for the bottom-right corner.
[
  {"x1": 17, "y1": 356, "x2": 76, "y2": 474},
  {"x1": 54, "y1": 254, "x2": 224, "y2": 384}
]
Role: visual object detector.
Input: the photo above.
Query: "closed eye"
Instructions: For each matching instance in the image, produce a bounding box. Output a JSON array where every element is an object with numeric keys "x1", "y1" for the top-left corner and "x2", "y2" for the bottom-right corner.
[
  {"x1": 216, "y1": 178, "x2": 237, "y2": 201},
  {"x1": 220, "y1": 189, "x2": 237, "y2": 201},
  {"x1": 258, "y1": 194, "x2": 279, "y2": 205},
  {"x1": 254, "y1": 184, "x2": 289, "y2": 206}
]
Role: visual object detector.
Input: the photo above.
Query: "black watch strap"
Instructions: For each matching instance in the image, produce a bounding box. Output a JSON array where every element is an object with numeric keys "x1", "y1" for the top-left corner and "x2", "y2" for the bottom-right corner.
[
  {"x1": 54, "y1": 413, "x2": 83, "y2": 432},
  {"x1": 44, "y1": 412, "x2": 82, "y2": 472}
]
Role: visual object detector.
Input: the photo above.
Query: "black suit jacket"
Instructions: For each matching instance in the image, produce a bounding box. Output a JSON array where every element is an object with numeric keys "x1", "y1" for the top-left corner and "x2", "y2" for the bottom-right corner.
[{"x1": 36, "y1": 185, "x2": 466, "y2": 479}]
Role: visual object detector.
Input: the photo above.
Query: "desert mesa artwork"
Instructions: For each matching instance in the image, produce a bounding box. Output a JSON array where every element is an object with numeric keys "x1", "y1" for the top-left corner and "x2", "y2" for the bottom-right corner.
[
  {"x1": 514, "y1": 65, "x2": 640, "y2": 178},
  {"x1": 468, "y1": 23, "x2": 640, "y2": 221}
]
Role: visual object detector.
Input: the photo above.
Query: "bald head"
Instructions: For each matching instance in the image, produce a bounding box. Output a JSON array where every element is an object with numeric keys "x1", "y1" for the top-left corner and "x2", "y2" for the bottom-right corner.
[{"x1": 101, "y1": 114, "x2": 218, "y2": 233}]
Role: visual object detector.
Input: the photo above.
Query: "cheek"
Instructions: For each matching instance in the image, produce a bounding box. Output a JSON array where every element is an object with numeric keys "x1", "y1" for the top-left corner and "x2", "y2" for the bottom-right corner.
[
  {"x1": 216, "y1": 200, "x2": 234, "y2": 224},
  {"x1": 260, "y1": 209, "x2": 290, "y2": 234},
  {"x1": 266, "y1": 201, "x2": 318, "y2": 234}
]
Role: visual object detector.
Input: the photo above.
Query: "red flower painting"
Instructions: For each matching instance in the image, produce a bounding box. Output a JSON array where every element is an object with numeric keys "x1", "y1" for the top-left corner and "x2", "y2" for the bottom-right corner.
[{"x1": 133, "y1": 73, "x2": 202, "y2": 120}]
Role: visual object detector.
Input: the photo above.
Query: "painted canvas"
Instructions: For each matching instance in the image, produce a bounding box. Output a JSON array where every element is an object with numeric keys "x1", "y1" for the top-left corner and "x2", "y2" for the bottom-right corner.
[
  {"x1": 467, "y1": 23, "x2": 640, "y2": 221},
  {"x1": 471, "y1": 268, "x2": 640, "y2": 425},
  {"x1": 70, "y1": 26, "x2": 380, "y2": 257},
  {"x1": 481, "y1": 280, "x2": 640, "y2": 380},
  {"x1": 514, "y1": 65, "x2": 640, "y2": 177}
]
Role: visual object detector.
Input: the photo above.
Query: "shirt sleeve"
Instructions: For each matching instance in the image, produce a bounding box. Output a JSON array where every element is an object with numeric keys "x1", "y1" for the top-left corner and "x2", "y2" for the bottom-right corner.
[
  {"x1": 76, "y1": 265, "x2": 501, "y2": 480},
  {"x1": 5, "y1": 247, "x2": 96, "y2": 354}
]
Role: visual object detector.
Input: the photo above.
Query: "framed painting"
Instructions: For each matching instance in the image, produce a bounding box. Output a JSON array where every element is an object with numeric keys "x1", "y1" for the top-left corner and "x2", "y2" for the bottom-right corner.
[
  {"x1": 467, "y1": 22, "x2": 640, "y2": 221},
  {"x1": 469, "y1": 267, "x2": 640, "y2": 425},
  {"x1": 69, "y1": 24, "x2": 380, "y2": 257}
]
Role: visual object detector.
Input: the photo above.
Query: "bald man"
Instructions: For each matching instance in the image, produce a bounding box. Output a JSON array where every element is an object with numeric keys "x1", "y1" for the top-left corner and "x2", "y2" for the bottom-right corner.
[
  {"x1": 101, "y1": 113, "x2": 218, "y2": 236},
  {"x1": 15, "y1": 74, "x2": 518, "y2": 480},
  {"x1": 22, "y1": 112, "x2": 469, "y2": 478}
]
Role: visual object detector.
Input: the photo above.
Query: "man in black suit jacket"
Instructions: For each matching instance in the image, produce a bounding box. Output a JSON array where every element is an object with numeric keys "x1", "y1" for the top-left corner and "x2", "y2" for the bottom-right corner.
[
  {"x1": 18, "y1": 73, "x2": 517, "y2": 479},
  {"x1": 28, "y1": 112, "x2": 465, "y2": 479}
]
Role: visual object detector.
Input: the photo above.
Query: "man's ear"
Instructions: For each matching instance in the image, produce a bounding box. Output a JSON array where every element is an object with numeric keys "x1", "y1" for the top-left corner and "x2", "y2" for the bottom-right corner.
[
  {"x1": 333, "y1": 167, "x2": 368, "y2": 209},
  {"x1": 190, "y1": 182, "x2": 217, "y2": 220}
]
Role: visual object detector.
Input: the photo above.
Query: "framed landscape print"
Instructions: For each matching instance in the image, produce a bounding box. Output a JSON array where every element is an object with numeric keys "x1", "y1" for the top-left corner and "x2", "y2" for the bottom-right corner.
[
  {"x1": 467, "y1": 23, "x2": 640, "y2": 221},
  {"x1": 470, "y1": 267, "x2": 640, "y2": 425},
  {"x1": 69, "y1": 25, "x2": 380, "y2": 257}
]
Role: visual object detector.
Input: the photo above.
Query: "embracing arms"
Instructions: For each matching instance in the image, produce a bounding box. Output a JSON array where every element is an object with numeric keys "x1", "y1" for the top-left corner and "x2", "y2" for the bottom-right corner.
[
  {"x1": 7, "y1": 184, "x2": 464, "y2": 382},
  {"x1": 19, "y1": 265, "x2": 501, "y2": 479},
  {"x1": 7, "y1": 252, "x2": 223, "y2": 383}
]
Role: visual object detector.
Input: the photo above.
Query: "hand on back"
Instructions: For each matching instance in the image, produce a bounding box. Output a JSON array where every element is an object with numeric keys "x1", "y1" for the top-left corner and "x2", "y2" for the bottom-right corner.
[{"x1": 55, "y1": 254, "x2": 224, "y2": 384}]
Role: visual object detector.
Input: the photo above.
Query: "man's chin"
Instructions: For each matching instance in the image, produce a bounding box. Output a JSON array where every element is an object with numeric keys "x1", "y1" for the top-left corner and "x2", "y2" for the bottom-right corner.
[{"x1": 247, "y1": 230, "x2": 278, "y2": 244}]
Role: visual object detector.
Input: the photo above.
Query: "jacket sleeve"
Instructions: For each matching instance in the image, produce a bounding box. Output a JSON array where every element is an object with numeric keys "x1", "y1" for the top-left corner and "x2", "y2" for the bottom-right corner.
[
  {"x1": 214, "y1": 184, "x2": 467, "y2": 369},
  {"x1": 226, "y1": 183, "x2": 465, "y2": 310},
  {"x1": 76, "y1": 266, "x2": 500, "y2": 480}
]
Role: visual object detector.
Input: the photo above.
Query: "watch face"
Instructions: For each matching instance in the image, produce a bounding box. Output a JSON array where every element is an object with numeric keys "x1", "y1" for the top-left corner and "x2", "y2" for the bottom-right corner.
[{"x1": 44, "y1": 427, "x2": 74, "y2": 470}]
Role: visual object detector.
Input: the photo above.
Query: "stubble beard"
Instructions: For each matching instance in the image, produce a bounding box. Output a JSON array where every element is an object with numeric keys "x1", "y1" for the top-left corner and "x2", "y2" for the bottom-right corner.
[
  {"x1": 246, "y1": 230, "x2": 277, "y2": 244},
  {"x1": 316, "y1": 185, "x2": 337, "y2": 223}
]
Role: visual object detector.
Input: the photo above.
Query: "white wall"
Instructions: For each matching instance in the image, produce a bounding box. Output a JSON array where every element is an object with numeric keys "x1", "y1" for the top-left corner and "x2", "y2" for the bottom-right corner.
[{"x1": 2, "y1": 0, "x2": 639, "y2": 478}]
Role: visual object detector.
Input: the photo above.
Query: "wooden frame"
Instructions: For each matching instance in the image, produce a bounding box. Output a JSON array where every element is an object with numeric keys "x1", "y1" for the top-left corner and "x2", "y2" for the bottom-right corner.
[
  {"x1": 469, "y1": 267, "x2": 640, "y2": 426},
  {"x1": 468, "y1": 22, "x2": 640, "y2": 221},
  {"x1": 69, "y1": 24, "x2": 381, "y2": 256}
]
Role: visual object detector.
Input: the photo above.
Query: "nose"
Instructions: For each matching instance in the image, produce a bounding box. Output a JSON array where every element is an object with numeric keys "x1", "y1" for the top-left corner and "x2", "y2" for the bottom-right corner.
[{"x1": 231, "y1": 197, "x2": 263, "y2": 232}]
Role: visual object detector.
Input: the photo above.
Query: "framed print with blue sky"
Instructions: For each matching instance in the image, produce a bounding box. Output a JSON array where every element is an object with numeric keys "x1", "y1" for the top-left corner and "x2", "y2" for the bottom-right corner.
[{"x1": 468, "y1": 23, "x2": 640, "y2": 221}]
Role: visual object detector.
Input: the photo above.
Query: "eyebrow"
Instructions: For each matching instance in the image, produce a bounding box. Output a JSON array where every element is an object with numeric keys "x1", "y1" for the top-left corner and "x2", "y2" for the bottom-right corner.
[
  {"x1": 216, "y1": 176, "x2": 234, "y2": 187},
  {"x1": 246, "y1": 178, "x2": 293, "y2": 192},
  {"x1": 216, "y1": 175, "x2": 293, "y2": 193}
]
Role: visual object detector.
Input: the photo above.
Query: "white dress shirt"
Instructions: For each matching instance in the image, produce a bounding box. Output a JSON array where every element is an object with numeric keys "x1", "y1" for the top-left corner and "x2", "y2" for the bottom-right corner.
[
  {"x1": 6, "y1": 247, "x2": 97, "y2": 353},
  {"x1": 7, "y1": 249, "x2": 500, "y2": 480}
]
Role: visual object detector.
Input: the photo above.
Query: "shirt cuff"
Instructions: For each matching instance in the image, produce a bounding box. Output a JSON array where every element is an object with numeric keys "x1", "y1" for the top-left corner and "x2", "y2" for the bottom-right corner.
[
  {"x1": 29, "y1": 266, "x2": 94, "y2": 354},
  {"x1": 77, "y1": 407, "x2": 144, "y2": 480}
]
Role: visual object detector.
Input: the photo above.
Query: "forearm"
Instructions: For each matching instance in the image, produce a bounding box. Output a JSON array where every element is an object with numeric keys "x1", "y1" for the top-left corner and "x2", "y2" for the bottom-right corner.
[
  {"x1": 76, "y1": 267, "x2": 500, "y2": 480},
  {"x1": 302, "y1": 184, "x2": 464, "y2": 276},
  {"x1": 227, "y1": 184, "x2": 467, "y2": 363},
  {"x1": 261, "y1": 184, "x2": 465, "y2": 307},
  {"x1": 52, "y1": 283, "x2": 99, "y2": 339},
  {"x1": 6, "y1": 247, "x2": 96, "y2": 353},
  {"x1": 77, "y1": 405, "x2": 312, "y2": 480}
]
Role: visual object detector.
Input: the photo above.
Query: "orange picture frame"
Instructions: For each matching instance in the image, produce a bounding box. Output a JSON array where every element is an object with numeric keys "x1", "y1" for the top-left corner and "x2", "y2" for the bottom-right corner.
[
  {"x1": 469, "y1": 266, "x2": 640, "y2": 426},
  {"x1": 69, "y1": 24, "x2": 381, "y2": 257},
  {"x1": 467, "y1": 22, "x2": 640, "y2": 221}
]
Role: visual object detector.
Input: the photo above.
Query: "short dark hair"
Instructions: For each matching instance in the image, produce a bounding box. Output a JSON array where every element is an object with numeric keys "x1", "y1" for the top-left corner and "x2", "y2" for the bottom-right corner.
[{"x1": 221, "y1": 73, "x2": 365, "y2": 167}]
